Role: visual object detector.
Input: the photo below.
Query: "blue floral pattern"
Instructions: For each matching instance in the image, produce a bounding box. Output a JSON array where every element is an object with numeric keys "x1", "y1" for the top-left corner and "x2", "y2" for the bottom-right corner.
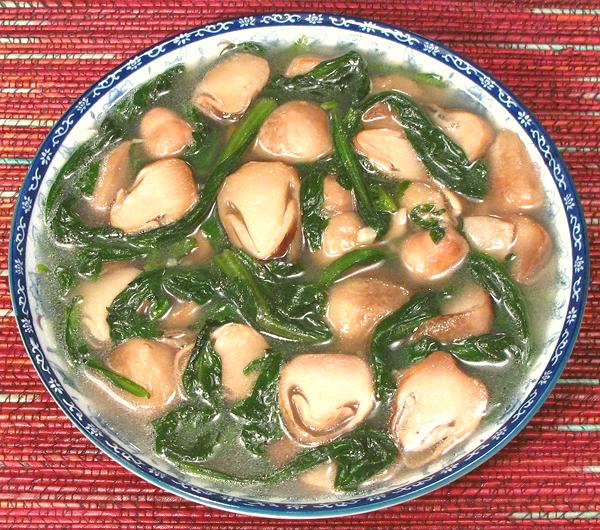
[{"x1": 8, "y1": 13, "x2": 589, "y2": 519}]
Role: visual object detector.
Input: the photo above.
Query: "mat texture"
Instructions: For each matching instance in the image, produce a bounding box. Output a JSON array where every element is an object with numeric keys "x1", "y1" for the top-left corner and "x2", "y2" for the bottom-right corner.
[{"x1": 0, "y1": 1, "x2": 599, "y2": 528}]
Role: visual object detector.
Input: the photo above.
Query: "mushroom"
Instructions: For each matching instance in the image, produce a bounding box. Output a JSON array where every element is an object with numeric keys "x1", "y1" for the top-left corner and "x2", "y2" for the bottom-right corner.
[
  {"x1": 326, "y1": 277, "x2": 410, "y2": 343},
  {"x1": 353, "y1": 128, "x2": 428, "y2": 181},
  {"x1": 192, "y1": 52, "x2": 270, "y2": 121},
  {"x1": 139, "y1": 107, "x2": 193, "y2": 159},
  {"x1": 279, "y1": 353, "x2": 375, "y2": 445},
  {"x1": 509, "y1": 214, "x2": 552, "y2": 284},
  {"x1": 284, "y1": 55, "x2": 323, "y2": 77},
  {"x1": 217, "y1": 161, "x2": 302, "y2": 260},
  {"x1": 317, "y1": 212, "x2": 376, "y2": 263},
  {"x1": 78, "y1": 266, "x2": 141, "y2": 345},
  {"x1": 430, "y1": 108, "x2": 495, "y2": 161},
  {"x1": 399, "y1": 228, "x2": 469, "y2": 283},
  {"x1": 211, "y1": 323, "x2": 268, "y2": 402},
  {"x1": 101, "y1": 338, "x2": 182, "y2": 412},
  {"x1": 254, "y1": 101, "x2": 332, "y2": 164},
  {"x1": 410, "y1": 283, "x2": 493, "y2": 343},
  {"x1": 463, "y1": 215, "x2": 516, "y2": 260},
  {"x1": 181, "y1": 230, "x2": 214, "y2": 266},
  {"x1": 110, "y1": 158, "x2": 198, "y2": 234},
  {"x1": 160, "y1": 300, "x2": 201, "y2": 330},
  {"x1": 299, "y1": 463, "x2": 337, "y2": 491},
  {"x1": 384, "y1": 207, "x2": 408, "y2": 241},
  {"x1": 362, "y1": 102, "x2": 402, "y2": 130},
  {"x1": 322, "y1": 175, "x2": 354, "y2": 216},
  {"x1": 371, "y1": 74, "x2": 425, "y2": 100},
  {"x1": 388, "y1": 351, "x2": 488, "y2": 468},
  {"x1": 400, "y1": 181, "x2": 461, "y2": 225},
  {"x1": 90, "y1": 140, "x2": 132, "y2": 213},
  {"x1": 487, "y1": 130, "x2": 544, "y2": 213}
]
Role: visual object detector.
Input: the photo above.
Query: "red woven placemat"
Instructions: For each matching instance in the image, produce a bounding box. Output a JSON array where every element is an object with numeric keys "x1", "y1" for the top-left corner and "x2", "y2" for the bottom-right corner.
[{"x1": 1, "y1": 1, "x2": 599, "y2": 528}]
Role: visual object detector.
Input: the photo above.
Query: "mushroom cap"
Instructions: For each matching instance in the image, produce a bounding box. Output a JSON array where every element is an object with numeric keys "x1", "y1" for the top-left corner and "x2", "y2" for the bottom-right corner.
[
  {"x1": 284, "y1": 55, "x2": 323, "y2": 77},
  {"x1": 362, "y1": 101, "x2": 403, "y2": 130},
  {"x1": 322, "y1": 175, "x2": 354, "y2": 216},
  {"x1": 326, "y1": 276, "x2": 410, "y2": 343},
  {"x1": 400, "y1": 181, "x2": 456, "y2": 226},
  {"x1": 509, "y1": 214, "x2": 552, "y2": 284},
  {"x1": 254, "y1": 100, "x2": 332, "y2": 164},
  {"x1": 217, "y1": 161, "x2": 301, "y2": 260},
  {"x1": 410, "y1": 283, "x2": 494, "y2": 343},
  {"x1": 160, "y1": 300, "x2": 202, "y2": 331},
  {"x1": 487, "y1": 129, "x2": 544, "y2": 213},
  {"x1": 299, "y1": 462, "x2": 337, "y2": 491},
  {"x1": 90, "y1": 140, "x2": 132, "y2": 212},
  {"x1": 78, "y1": 266, "x2": 141, "y2": 345},
  {"x1": 211, "y1": 323, "x2": 268, "y2": 402},
  {"x1": 430, "y1": 108, "x2": 495, "y2": 162},
  {"x1": 389, "y1": 351, "x2": 488, "y2": 468},
  {"x1": 110, "y1": 158, "x2": 198, "y2": 234},
  {"x1": 139, "y1": 107, "x2": 193, "y2": 159},
  {"x1": 318, "y1": 212, "x2": 366, "y2": 262},
  {"x1": 384, "y1": 207, "x2": 409, "y2": 241},
  {"x1": 354, "y1": 128, "x2": 428, "y2": 181},
  {"x1": 399, "y1": 228, "x2": 469, "y2": 283},
  {"x1": 463, "y1": 215, "x2": 516, "y2": 260},
  {"x1": 279, "y1": 353, "x2": 375, "y2": 445},
  {"x1": 371, "y1": 74, "x2": 425, "y2": 100},
  {"x1": 192, "y1": 53, "x2": 270, "y2": 121},
  {"x1": 103, "y1": 338, "x2": 181, "y2": 411}
]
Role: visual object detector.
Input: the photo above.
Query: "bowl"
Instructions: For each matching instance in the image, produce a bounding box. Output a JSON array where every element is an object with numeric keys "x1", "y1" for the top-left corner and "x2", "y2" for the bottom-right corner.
[{"x1": 9, "y1": 12, "x2": 589, "y2": 518}]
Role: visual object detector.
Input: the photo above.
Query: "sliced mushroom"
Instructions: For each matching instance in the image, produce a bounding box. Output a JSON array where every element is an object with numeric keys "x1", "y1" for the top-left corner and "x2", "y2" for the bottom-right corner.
[
  {"x1": 362, "y1": 102, "x2": 402, "y2": 130},
  {"x1": 78, "y1": 266, "x2": 141, "y2": 345},
  {"x1": 411, "y1": 283, "x2": 493, "y2": 342},
  {"x1": 322, "y1": 175, "x2": 354, "y2": 216},
  {"x1": 160, "y1": 300, "x2": 201, "y2": 330},
  {"x1": 181, "y1": 230, "x2": 214, "y2": 266},
  {"x1": 430, "y1": 108, "x2": 495, "y2": 161},
  {"x1": 211, "y1": 323, "x2": 268, "y2": 402},
  {"x1": 463, "y1": 215, "x2": 515, "y2": 260},
  {"x1": 327, "y1": 277, "x2": 410, "y2": 343},
  {"x1": 103, "y1": 338, "x2": 180, "y2": 411},
  {"x1": 354, "y1": 128, "x2": 428, "y2": 181},
  {"x1": 400, "y1": 181, "x2": 461, "y2": 225},
  {"x1": 217, "y1": 161, "x2": 301, "y2": 260},
  {"x1": 299, "y1": 463, "x2": 337, "y2": 491},
  {"x1": 317, "y1": 212, "x2": 376, "y2": 263},
  {"x1": 254, "y1": 101, "x2": 332, "y2": 164},
  {"x1": 284, "y1": 55, "x2": 323, "y2": 77},
  {"x1": 90, "y1": 140, "x2": 132, "y2": 212},
  {"x1": 487, "y1": 130, "x2": 544, "y2": 213},
  {"x1": 110, "y1": 158, "x2": 198, "y2": 234},
  {"x1": 399, "y1": 228, "x2": 469, "y2": 283},
  {"x1": 509, "y1": 214, "x2": 552, "y2": 284},
  {"x1": 139, "y1": 107, "x2": 193, "y2": 159},
  {"x1": 279, "y1": 353, "x2": 375, "y2": 445},
  {"x1": 192, "y1": 52, "x2": 270, "y2": 121},
  {"x1": 371, "y1": 74, "x2": 425, "y2": 100},
  {"x1": 384, "y1": 207, "x2": 408, "y2": 241},
  {"x1": 389, "y1": 351, "x2": 488, "y2": 468}
]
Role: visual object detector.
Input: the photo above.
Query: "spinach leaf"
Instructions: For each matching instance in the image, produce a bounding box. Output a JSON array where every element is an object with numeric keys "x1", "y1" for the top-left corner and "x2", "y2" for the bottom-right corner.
[
  {"x1": 182, "y1": 329, "x2": 222, "y2": 407},
  {"x1": 449, "y1": 333, "x2": 519, "y2": 363},
  {"x1": 181, "y1": 105, "x2": 220, "y2": 176},
  {"x1": 410, "y1": 203, "x2": 446, "y2": 244},
  {"x1": 299, "y1": 163, "x2": 330, "y2": 251},
  {"x1": 346, "y1": 92, "x2": 488, "y2": 200},
  {"x1": 370, "y1": 291, "x2": 440, "y2": 401},
  {"x1": 221, "y1": 41, "x2": 266, "y2": 56},
  {"x1": 232, "y1": 351, "x2": 283, "y2": 455},
  {"x1": 86, "y1": 357, "x2": 150, "y2": 398},
  {"x1": 468, "y1": 250, "x2": 529, "y2": 355},
  {"x1": 391, "y1": 335, "x2": 442, "y2": 368},
  {"x1": 264, "y1": 52, "x2": 369, "y2": 107},
  {"x1": 200, "y1": 207, "x2": 230, "y2": 253},
  {"x1": 143, "y1": 237, "x2": 196, "y2": 272},
  {"x1": 319, "y1": 247, "x2": 388, "y2": 289}
]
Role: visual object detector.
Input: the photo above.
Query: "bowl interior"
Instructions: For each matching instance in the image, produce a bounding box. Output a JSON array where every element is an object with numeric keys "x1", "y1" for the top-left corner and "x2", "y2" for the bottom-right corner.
[{"x1": 11, "y1": 13, "x2": 588, "y2": 518}]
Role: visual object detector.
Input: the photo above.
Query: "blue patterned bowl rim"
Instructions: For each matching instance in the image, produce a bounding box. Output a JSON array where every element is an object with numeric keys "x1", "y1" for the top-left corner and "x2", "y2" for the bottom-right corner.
[{"x1": 8, "y1": 12, "x2": 590, "y2": 519}]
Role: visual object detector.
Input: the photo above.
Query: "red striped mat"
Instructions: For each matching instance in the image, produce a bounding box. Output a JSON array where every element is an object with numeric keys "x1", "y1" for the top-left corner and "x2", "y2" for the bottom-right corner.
[{"x1": 0, "y1": 2, "x2": 599, "y2": 528}]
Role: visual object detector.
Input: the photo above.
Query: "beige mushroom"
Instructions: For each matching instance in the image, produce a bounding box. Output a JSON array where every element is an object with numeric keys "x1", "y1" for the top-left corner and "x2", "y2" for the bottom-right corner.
[
  {"x1": 212, "y1": 323, "x2": 268, "y2": 402},
  {"x1": 509, "y1": 214, "x2": 552, "y2": 284},
  {"x1": 410, "y1": 283, "x2": 493, "y2": 343},
  {"x1": 487, "y1": 130, "x2": 544, "y2": 213},
  {"x1": 90, "y1": 140, "x2": 132, "y2": 212},
  {"x1": 299, "y1": 463, "x2": 337, "y2": 491},
  {"x1": 110, "y1": 158, "x2": 198, "y2": 234},
  {"x1": 317, "y1": 212, "x2": 376, "y2": 263},
  {"x1": 371, "y1": 74, "x2": 425, "y2": 100},
  {"x1": 399, "y1": 228, "x2": 469, "y2": 283},
  {"x1": 362, "y1": 102, "x2": 402, "y2": 130},
  {"x1": 254, "y1": 101, "x2": 332, "y2": 164},
  {"x1": 326, "y1": 277, "x2": 410, "y2": 343},
  {"x1": 400, "y1": 181, "x2": 461, "y2": 225},
  {"x1": 354, "y1": 128, "x2": 428, "y2": 181},
  {"x1": 389, "y1": 351, "x2": 488, "y2": 468},
  {"x1": 322, "y1": 175, "x2": 354, "y2": 216},
  {"x1": 103, "y1": 338, "x2": 180, "y2": 411},
  {"x1": 181, "y1": 230, "x2": 214, "y2": 266},
  {"x1": 160, "y1": 300, "x2": 201, "y2": 330},
  {"x1": 463, "y1": 215, "x2": 516, "y2": 260},
  {"x1": 192, "y1": 53, "x2": 270, "y2": 121},
  {"x1": 279, "y1": 353, "x2": 375, "y2": 445},
  {"x1": 139, "y1": 107, "x2": 193, "y2": 159},
  {"x1": 430, "y1": 108, "x2": 495, "y2": 161},
  {"x1": 217, "y1": 161, "x2": 302, "y2": 260},
  {"x1": 78, "y1": 266, "x2": 141, "y2": 345},
  {"x1": 384, "y1": 207, "x2": 409, "y2": 241},
  {"x1": 285, "y1": 55, "x2": 323, "y2": 77}
]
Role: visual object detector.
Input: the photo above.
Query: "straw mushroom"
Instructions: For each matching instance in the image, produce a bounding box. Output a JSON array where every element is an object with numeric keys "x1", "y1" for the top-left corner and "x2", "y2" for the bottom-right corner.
[
  {"x1": 462, "y1": 215, "x2": 516, "y2": 260},
  {"x1": 285, "y1": 55, "x2": 323, "y2": 77},
  {"x1": 139, "y1": 107, "x2": 193, "y2": 159},
  {"x1": 90, "y1": 140, "x2": 132, "y2": 212}
]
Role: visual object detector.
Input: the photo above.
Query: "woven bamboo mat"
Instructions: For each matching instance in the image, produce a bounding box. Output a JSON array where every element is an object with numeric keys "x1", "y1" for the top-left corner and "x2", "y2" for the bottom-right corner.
[{"x1": 0, "y1": 1, "x2": 599, "y2": 528}]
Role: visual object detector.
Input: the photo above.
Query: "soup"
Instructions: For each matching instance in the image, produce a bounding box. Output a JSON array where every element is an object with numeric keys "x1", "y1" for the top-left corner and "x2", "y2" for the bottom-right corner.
[{"x1": 38, "y1": 39, "x2": 555, "y2": 499}]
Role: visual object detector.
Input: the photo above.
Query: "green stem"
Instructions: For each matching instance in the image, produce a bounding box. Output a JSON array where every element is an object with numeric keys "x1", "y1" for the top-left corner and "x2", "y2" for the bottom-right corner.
[{"x1": 86, "y1": 357, "x2": 150, "y2": 398}]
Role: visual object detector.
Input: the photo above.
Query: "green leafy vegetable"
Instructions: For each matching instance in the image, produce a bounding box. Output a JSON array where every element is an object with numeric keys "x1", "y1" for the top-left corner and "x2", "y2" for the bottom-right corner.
[
  {"x1": 143, "y1": 237, "x2": 196, "y2": 272},
  {"x1": 292, "y1": 35, "x2": 310, "y2": 54},
  {"x1": 182, "y1": 329, "x2": 222, "y2": 408},
  {"x1": 371, "y1": 183, "x2": 398, "y2": 213},
  {"x1": 299, "y1": 163, "x2": 330, "y2": 251},
  {"x1": 232, "y1": 351, "x2": 284, "y2": 455},
  {"x1": 410, "y1": 203, "x2": 446, "y2": 244},
  {"x1": 319, "y1": 247, "x2": 388, "y2": 289},
  {"x1": 181, "y1": 105, "x2": 220, "y2": 176},
  {"x1": 221, "y1": 41, "x2": 266, "y2": 56},
  {"x1": 86, "y1": 357, "x2": 151, "y2": 398}
]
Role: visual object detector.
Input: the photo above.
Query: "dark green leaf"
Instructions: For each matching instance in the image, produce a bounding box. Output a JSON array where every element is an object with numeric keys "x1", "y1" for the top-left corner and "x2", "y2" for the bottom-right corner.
[
  {"x1": 86, "y1": 357, "x2": 150, "y2": 397},
  {"x1": 143, "y1": 237, "x2": 196, "y2": 272},
  {"x1": 64, "y1": 297, "x2": 90, "y2": 365},
  {"x1": 319, "y1": 247, "x2": 388, "y2": 289},
  {"x1": 221, "y1": 41, "x2": 266, "y2": 56},
  {"x1": 182, "y1": 330, "x2": 222, "y2": 407},
  {"x1": 449, "y1": 333, "x2": 519, "y2": 363},
  {"x1": 300, "y1": 164, "x2": 330, "y2": 251},
  {"x1": 410, "y1": 203, "x2": 447, "y2": 244}
]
